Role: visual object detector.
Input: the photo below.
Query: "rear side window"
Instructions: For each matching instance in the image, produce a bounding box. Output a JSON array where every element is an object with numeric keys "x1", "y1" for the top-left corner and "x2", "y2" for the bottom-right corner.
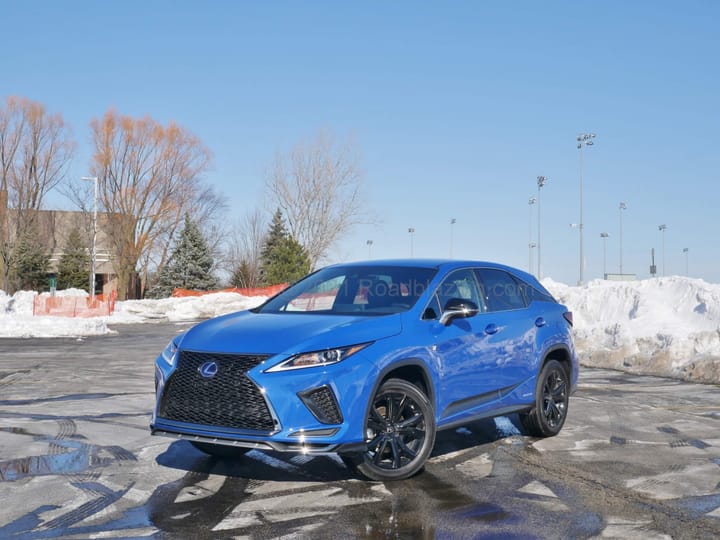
[
  {"x1": 475, "y1": 269, "x2": 526, "y2": 312},
  {"x1": 520, "y1": 282, "x2": 555, "y2": 304}
]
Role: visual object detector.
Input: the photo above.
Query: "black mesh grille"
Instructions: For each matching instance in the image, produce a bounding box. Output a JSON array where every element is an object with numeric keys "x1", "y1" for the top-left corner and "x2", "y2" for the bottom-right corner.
[
  {"x1": 300, "y1": 386, "x2": 343, "y2": 424},
  {"x1": 158, "y1": 351, "x2": 275, "y2": 432}
]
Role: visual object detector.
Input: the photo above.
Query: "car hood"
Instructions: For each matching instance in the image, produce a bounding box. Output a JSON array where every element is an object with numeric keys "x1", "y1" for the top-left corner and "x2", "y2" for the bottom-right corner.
[{"x1": 179, "y1": 310, "x2": 403, "y2": 356}]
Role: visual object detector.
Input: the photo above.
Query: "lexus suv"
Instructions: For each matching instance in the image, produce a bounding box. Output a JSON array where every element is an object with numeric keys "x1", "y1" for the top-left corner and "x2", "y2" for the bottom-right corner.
[{"x1": 151, "y1": 259, "x2": 577, "y2": 481}]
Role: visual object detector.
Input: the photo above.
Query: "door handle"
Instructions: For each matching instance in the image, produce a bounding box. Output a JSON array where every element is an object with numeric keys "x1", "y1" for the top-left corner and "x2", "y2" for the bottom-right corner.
[
  {"x1": 485, "y1": 323, "x2": 499, "y2": 335},
  {"x1": 535, "y1": 317, "x2": 546, "y2": 328}
]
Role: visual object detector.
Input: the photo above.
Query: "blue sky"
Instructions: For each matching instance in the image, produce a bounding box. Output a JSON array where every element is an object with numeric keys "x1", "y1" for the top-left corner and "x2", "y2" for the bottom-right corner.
[{"x1": 3, "y1": 1, "x2": 718, "y2": 284}]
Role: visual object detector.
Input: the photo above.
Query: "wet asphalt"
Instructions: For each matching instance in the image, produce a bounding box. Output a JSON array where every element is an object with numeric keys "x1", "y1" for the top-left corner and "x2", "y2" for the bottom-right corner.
[{"x1": 0, "y1": 322, "x2": 719, "y2": 539}]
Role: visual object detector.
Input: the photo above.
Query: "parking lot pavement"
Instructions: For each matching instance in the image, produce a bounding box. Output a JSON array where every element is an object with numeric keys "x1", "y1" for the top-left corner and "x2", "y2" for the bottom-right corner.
[{"x1": 0, "y1": 322, "x2": 719, "y2": 539}]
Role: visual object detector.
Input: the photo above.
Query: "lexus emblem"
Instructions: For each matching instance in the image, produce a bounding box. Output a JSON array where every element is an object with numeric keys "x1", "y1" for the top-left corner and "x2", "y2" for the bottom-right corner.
[{"x1": 199, "y1": 361, "x2": 219, "y2": 379}]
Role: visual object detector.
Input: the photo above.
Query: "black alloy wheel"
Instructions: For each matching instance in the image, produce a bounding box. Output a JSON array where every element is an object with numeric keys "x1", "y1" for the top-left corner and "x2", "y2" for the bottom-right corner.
[
  {"x1": 521, "y1": 359, "x2": 569, "y2": 437},
  {"x1": 353, "y1": 378, "x2": 436, "y2": 481}
]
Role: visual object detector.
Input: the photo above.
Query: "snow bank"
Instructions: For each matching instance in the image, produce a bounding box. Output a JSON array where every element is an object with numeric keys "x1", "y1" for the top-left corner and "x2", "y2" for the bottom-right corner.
[
  {"x1": 113, "y1": 292, "x2": 265, "y2": 323},
  {"x1": 0, "y1": 289, "x2": 108, "y2": 338},
  {"x1": 0, "y1": 289, "x2": 265, "y2": 338},
  {"x1": 545, "y1": 277, "x2": 720, "y2": 383}
]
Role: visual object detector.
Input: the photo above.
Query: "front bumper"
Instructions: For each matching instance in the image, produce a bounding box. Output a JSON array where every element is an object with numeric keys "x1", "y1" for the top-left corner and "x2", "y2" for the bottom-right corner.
[
  {"x1": 151, "y1": 348, "x2": 377, "y2": 452},
  {"x1": 150, "y1": 424, "x2": 368, "y2": 454}
]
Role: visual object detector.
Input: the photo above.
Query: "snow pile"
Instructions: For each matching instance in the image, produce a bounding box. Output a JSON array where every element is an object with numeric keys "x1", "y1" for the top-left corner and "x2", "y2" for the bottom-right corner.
[
  {"x1": 0, "y1": 289, "x2": 108, "y2": 338},
  {"x1": 0, "y1": 289, "x2": 265, "y2": 339},
  {"x1": 545, "y1": 277, "x2": 720, "y2": 383},
  {"x1": 114, "y1": 292, "x2": 266, "y2": 323}
]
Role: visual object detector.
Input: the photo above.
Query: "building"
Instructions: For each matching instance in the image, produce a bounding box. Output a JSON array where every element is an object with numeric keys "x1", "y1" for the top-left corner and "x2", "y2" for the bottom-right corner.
[{"x1": 0, "y1": 190, "x2": 117, "y2": 295}]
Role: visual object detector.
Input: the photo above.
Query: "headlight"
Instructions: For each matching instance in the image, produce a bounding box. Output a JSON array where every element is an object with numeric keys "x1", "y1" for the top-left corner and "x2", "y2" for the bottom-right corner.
[
  {"x1": 266, "y1": 343, "x2": 371, "y2": 372},
  {"x1": 161, "y1": 335, "x2": 183, "y2": 367}
]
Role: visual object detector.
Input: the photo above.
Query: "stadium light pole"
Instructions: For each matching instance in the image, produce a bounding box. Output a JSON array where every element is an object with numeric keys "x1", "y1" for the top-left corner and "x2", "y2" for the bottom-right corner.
[
  {"x1": 600, "y1": 232, "x2": 609, "y2": 279},
  {"x1": 529, "y1": 242, "x2": 536, "y2": 274},
  {"x1": 449, "y1": 218, "x2": 456, "y2": 258},
  {"x1": 537, "y1": 176, "x2": 547, "y2": 279},
  {"x1": 81, "y1": 176, "x2": 98, "y2": 296},
  {"x1": 528, "y1": 197, "x2": 536, "y2": 274},
  {"x1": 408, "y1": 227, "x2": 415, "y2": 258},
  {"x1": 619, "y1": 202, "x2": 627, "y2": 275},
  {"x1": 658, "y1": 224, "x2": 667, "y2": 276},
  {"x1": 366, "y1": 239, "x2": 373, "y2": 258},
  {"x1": 683, "y1": 247, "x2": 689, "y2": 276},
  {"x1": 577, "y1": 133, "x2": 596, "y2": 285}
]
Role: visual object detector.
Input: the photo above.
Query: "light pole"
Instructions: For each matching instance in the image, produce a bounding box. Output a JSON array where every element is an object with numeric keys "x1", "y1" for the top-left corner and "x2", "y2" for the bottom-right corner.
[
  {"x1": 449, "y1": 218, "x2": 456, "y2": 258},
  {"x1": 619, "y1": 202, "x2": 627, "y2": 275},
  {"x1": 576, "y1": 133, "x2": 596, "y2": 284},
  {"x1": 600, "y1": 232, "x2": 609, "y2": 279},
  {"x1": 658, "y1": 224, "x2": 667, "y2": 276},
  {"x1": 81, "y1": 176, "x2": 98, "y2": 296},
  {"x1": 408, "y1": 228, "x2": 415, "y2": 257},
  {"x1": 528, "y1": 197, "x2": 536, "y2": 274},
  {"x1": 536, "y1": 176, "x2": 547, "y2": 279},
  {"x1": 529, "y1": 242, "x2": 536, "y2": 273},
  {"x1": 683, "y1": 247, "x2": 689, "y2": 276},
  {"x1": 366, "y1": 239, "x2": 373, "y2": 258}
]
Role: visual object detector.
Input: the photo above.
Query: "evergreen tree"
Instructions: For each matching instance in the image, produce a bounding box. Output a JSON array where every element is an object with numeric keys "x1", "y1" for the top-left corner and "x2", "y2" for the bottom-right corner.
[
  {"x1": 13, "y1": 227, "x2": 50, "y2": 291},
  {"x1": 260, "y1": 210, "x2": 311, "y2": 286},
  {"x1": 145, "y1": 216, "x2": 218, "y2": 298},
  {"x1": 262, "y1": 209, "x2": 287, "y2": 258},
  {"x1": 57, "y1": 228, "x2": 90, "y2": 291}
]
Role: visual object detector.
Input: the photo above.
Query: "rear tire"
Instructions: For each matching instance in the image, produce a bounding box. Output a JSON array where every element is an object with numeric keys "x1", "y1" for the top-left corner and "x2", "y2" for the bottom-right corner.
[
  {"x1": 521, "y1": 359, "x2": 569, "y2": 437},
  {"x1": 190, "y1": 441, "x2": 250, "y2": 458},
  {"x1": 355, "y1": 378, "x2": 436, "y2": 481}
]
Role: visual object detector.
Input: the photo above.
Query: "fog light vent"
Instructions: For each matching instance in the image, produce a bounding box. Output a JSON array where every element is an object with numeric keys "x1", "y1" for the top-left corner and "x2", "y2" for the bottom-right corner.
[{"x1": 299, "y1": 386, "x2": 343, "y2": 424}]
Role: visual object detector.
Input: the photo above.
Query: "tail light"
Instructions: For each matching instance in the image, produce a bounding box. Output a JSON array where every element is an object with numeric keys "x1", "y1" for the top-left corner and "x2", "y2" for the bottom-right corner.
[{"x1": 563, "y1": 312, "x2": 573, "y2": 326}]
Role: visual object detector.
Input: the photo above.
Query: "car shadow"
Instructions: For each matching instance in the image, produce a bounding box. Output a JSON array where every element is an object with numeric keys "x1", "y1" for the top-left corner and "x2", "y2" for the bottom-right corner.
[
  {"x1": 155, "y1": 414, "x2": 528, "y2": 483},
  {"x1": 431, "y1": 414, "x2": 527, "y2": 460},
  {"x1": 156, "y1": 439, "x2": 357, "y2": 482}
]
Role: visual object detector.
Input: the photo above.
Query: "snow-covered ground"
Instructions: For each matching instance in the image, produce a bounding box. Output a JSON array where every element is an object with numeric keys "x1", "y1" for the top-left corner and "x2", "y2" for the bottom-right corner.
[{"x1": 1, "y1": 277, "x2": 719, "y2": 383}]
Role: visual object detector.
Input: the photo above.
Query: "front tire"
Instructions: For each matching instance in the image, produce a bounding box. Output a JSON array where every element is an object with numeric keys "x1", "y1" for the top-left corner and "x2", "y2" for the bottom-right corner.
[
  {"x1": 521, "y1": 359, "x2": 569, "y2": 437},
  {"x1": 354, "y1": 378, "x2": 436, "y2": 481}
]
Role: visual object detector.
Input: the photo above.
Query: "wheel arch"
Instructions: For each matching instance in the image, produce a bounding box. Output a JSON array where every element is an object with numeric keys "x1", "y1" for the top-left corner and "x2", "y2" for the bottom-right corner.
[
  {"x1": 542, "y1": 344, "x2": 573, "y2": 381},
  {"x1": 363, "y1": 359, "x2": 436, "y2": 423}
]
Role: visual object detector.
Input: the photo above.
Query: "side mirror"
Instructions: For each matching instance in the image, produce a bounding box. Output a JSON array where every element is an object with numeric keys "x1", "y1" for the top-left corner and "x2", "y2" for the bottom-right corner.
[{"x1": 439, "y1": 298, "x2": 480, "y2": 326}]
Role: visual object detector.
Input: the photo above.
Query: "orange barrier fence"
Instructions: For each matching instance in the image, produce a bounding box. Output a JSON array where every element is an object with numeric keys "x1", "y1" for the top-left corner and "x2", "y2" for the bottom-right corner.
[
  {"x1": 171, "y1": 283, "x2": 288, "y2": 298},
  {"x1": 33, "y1": 292, "x2": 117, "y2": 318}
]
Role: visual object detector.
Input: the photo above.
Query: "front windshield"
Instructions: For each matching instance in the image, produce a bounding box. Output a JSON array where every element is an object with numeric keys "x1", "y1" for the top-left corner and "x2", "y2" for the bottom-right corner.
[{"x1": 257, "y1": 265, "x2": 437, "y2": 315}]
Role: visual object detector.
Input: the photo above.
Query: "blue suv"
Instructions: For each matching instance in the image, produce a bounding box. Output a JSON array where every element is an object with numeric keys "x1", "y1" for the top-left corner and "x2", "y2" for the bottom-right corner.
[{"x1": 151, "y1": 260, "x2": 577, "y2": 481}]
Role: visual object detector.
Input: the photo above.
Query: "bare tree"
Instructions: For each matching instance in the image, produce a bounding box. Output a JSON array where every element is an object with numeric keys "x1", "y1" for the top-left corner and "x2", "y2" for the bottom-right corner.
[
  {"x1": 85, "y1": 109, "x2": 212, "y2": 299},
  {"x1": 226, "y1": 208, "x2": 266, "y2": 288},
  {"x1": 266, "y1": 130, "x2": 367, "y2": 267},
  {"x1": 0, "y1": 96, "x2": 74, "y2": 292}
]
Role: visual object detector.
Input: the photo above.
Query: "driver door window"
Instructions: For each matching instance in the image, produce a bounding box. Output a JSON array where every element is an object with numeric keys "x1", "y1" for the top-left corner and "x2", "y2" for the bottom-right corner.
[{"x1": 435, "y1": 269, "x2": 485, "y2": 312}]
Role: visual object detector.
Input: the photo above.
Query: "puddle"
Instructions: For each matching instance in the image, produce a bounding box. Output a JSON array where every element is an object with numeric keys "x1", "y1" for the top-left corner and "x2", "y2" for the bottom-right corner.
[
  {"x1": 676, "y1": 493, "x2": 720, "y2": 516},
  {"x1": 0, "y1": 439, "x2": 134, "y2": 482},
  {"x1": 451, "y1": 502, "x2": 508, "y2": 522},
  {"x1": 0, "y1": 440, "x2": 94, "y2": 481}
]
